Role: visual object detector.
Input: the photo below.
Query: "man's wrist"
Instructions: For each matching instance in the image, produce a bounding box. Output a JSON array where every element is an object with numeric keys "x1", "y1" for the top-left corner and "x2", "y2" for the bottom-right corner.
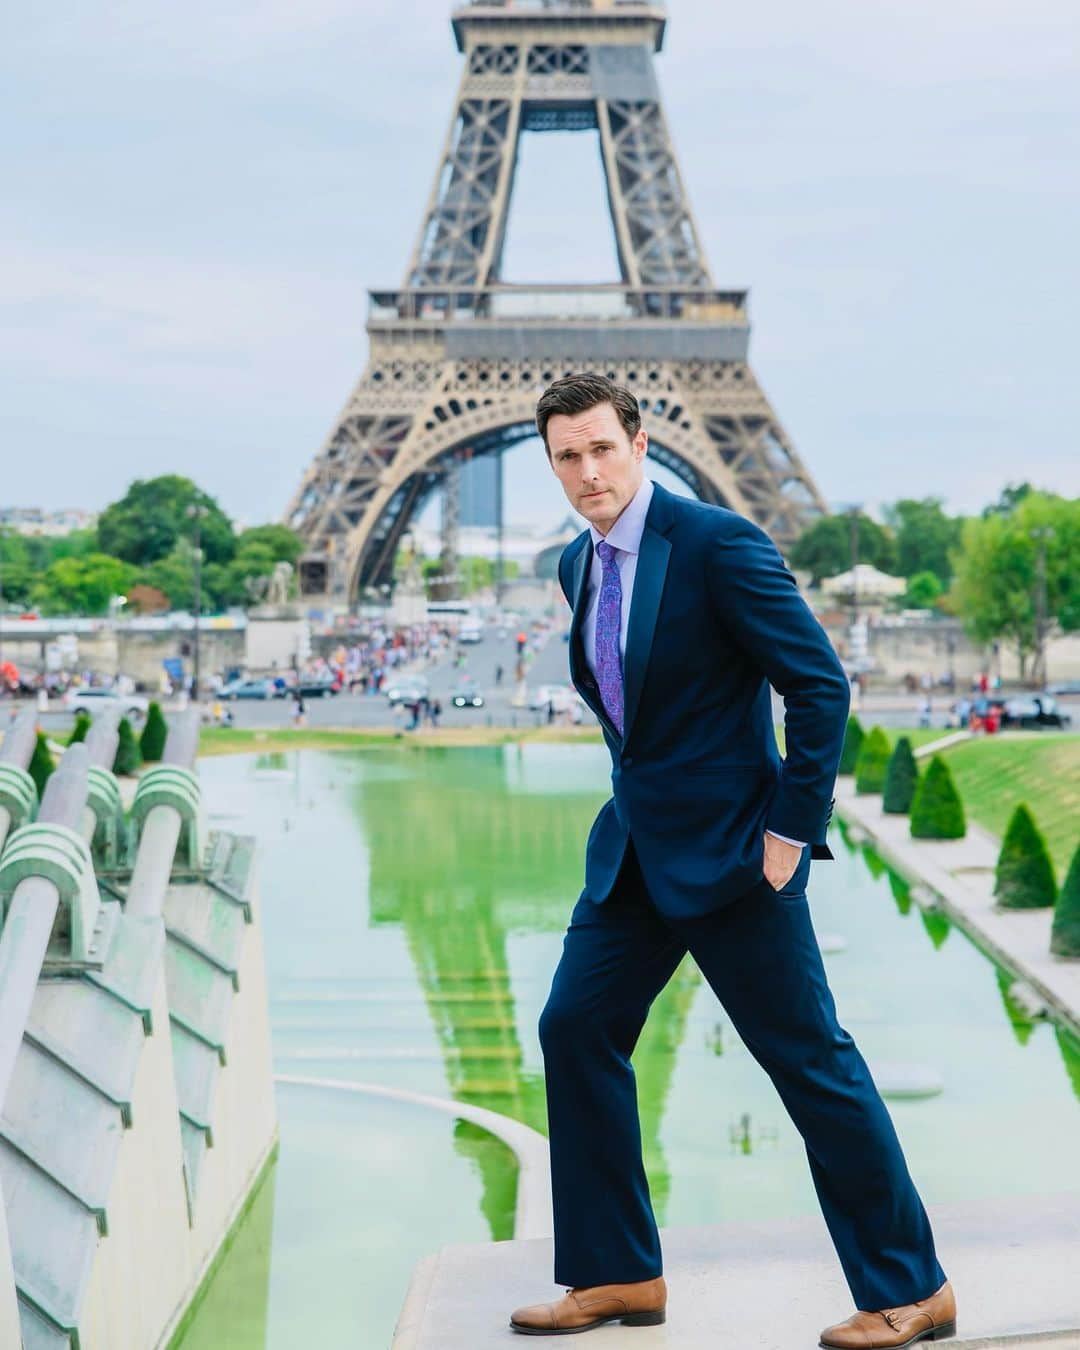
[{"x1": 765, "y1": 829, "x2": 805, "y2": 848}]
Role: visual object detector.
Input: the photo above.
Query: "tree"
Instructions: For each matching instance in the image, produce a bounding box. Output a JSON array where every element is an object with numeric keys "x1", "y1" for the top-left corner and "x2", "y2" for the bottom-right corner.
[
  {"x1": 139, "y1": 701, "x2": 168, "y2": 762},
  {"x1": 0, "y1": 531, "x2": 36, "y2": 607},
  {"x1": 97, "y1": 477, "x2": 235, "y2": 567},
  {"x1": 838, "y1": 715, "x2": 865, "y2": 775},
  {"x1": 28, "y1": 732, "x2": 55, "y2": 799},
  {"x1": 881, "y1": 497, "x2": 964, "y2": 588},
  {"x1": 882, "y1": 736, "x2": 919, "y2": 814},
  {"x1": 902, "y1": 570, "x2": 944, "y2": 610},
  {"x1": 788, "y1": 513, "x2": 897, "y2": 587},
  {"x1": 67, "y1": 713, "x2": 91, "y2": 746},
  {"x1": 910, "y1": 755, "x2": 966, "y2": 838},
  {"x1": 32, "y1": 553, "x2": 137, "y2": 616},
  {"x1": 234, "y1": 524, "x2": 304, "y2": 564},
  {"x1": 982, "y1": 482, "x2": 1034, "y2": 519},
  {"x1": 994, "y1": 803, "x2": 1057, "y2": 910},
  {"x1": 854, "y1": 726, "x2": 890, "y2": 794},
  {"x1": 1049, "y1": 841, "x2": 1080, "y2": 957},
  {"x1": 139, "y1": 545, "x2": 197, "y2": 612},
  {"x1": 113, "y1": 717, "x2": 142, "y2": 776},
  {"x1": 949, "y1": 491, "x2": 1079, "y2": 680}
]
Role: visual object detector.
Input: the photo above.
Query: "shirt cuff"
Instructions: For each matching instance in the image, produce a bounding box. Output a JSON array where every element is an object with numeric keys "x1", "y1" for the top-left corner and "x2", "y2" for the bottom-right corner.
[{"x1": 765, "y1": 829, "x2": 806, "y2": 848}]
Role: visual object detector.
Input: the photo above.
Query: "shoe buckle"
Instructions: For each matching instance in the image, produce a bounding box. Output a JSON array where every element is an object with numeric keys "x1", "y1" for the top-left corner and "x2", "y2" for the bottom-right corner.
[{"x1": 882, "y1": 1309, "x2": 904, "y2": 1331}]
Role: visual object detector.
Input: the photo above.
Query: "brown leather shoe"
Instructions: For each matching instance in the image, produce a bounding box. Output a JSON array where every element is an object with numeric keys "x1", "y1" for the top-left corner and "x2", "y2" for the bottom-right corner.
[
  {"x1": 509, "y1": 1276, "x2": 666, "y2": 1335},
  {"x1": 819, "y1": 1279, "x2": 956, "y2": 1348}
]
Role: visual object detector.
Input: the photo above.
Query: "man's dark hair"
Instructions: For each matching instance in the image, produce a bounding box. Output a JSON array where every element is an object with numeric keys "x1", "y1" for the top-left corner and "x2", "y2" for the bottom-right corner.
[{"x1": 535, "y1": 373, "x2": 642, "y2": 453}]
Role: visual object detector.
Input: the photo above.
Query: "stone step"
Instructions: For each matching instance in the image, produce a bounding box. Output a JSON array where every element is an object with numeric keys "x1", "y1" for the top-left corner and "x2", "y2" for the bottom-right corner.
[{"x1": 393, "y1": 1196, "x2": 1080, "y2": 1349}]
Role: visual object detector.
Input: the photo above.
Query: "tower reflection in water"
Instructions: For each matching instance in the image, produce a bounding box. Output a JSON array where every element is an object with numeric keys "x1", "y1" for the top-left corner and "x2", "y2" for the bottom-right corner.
[{"x1": 359, "y1": 744, "x2": 701, "y2": 1237}]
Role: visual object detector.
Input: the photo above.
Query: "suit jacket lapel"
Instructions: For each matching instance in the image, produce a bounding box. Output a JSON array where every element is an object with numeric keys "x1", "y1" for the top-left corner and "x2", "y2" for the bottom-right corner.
[{"x1": 621, "y1": 523, "x2": 670, "y2": 747}]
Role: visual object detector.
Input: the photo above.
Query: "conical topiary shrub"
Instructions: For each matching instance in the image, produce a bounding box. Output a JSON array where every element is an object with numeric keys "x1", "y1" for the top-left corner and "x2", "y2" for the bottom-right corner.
[
  {"x1": 113, "y1": 717, "x2": 142, "y2": 777},
  {"x1": 909, "y1": 754, "x2": 966, "y2": 839},
  {"x1": 1051, "y1": 841, "x2": 1080, "y2": 956},
  {"x1": 882, "y1": 736, "x2": 919, "y2": 814},
  {"x1": 854, "y1": 726, "x2": 890, "y2": 794},
  {"x1": 838, "y1": 714, "x2": 865, "y2": 775},
  {"x1": 28, "y1": 731, "x2": 55, "y2": 800},
  {"x1": 994, "y1": 804, "x2": 1057, "y2": 910},
  {"x1": 67, "y1": 713, "x2": 91, "y2": 746},
  {"x1": 139, "y1": 700, "x2": 168, "y2": 762}
]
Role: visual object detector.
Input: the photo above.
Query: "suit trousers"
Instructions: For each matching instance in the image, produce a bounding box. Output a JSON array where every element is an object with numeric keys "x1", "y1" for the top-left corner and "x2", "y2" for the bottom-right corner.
[{"x1": 538, "y1": 835, "x2": 947, "y2": 1311}]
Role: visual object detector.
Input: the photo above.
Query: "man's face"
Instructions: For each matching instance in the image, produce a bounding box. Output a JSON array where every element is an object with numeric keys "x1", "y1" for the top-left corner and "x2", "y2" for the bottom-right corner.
[{"x1": 546, "y1": 401, "x2": 648, "y2": 535}]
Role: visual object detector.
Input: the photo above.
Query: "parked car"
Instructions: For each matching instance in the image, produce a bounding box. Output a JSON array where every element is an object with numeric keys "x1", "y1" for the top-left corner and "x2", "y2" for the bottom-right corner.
[
  {"x1": 529, "y1": 683, "x2": 575, "y2": 713},
  {"x1": 1046, "y1": 680, "x2": 1080, "y2": 696},
  {"x1": 220, "y1": 678, "x2": 277, "y2": 701},
  {"x1": 296, "y1": 677, "x2": 339, "y2": 698},
  {"x1": 385, "y1": 676, "x2": 429, "y2": 706},
  {"x1": 451, "y1": 680, "x2": 485, "y2": 709},
  {"x1": 63, "y1": 687, "x2": 148, "y2": 719},
  {"x1": 1000, "y1": 694, "x2": 1072, "y2": 730}
]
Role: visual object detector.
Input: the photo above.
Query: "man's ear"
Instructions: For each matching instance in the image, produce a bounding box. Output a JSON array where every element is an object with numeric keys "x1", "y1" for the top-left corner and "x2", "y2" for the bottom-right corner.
[{"x1": 634, "y1": 428, "x2": 649, "y2": 461}]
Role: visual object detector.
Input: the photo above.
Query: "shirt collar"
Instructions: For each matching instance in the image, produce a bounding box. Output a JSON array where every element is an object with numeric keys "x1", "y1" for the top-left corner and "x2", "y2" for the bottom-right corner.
[{"x1": 588, "y1": 477, "x2": 654, "y2": 556}]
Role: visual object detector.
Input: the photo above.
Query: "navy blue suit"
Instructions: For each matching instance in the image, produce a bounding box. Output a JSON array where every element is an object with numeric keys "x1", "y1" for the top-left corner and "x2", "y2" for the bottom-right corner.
[{"x1": 541, "y1": 480, "x2": 945, "y2": 1308}]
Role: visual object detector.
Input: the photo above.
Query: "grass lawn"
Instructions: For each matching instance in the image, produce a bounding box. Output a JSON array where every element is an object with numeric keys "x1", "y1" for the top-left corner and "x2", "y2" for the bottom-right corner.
[
  {"x1": 932, "y1": 733, "x2": 1080, "y2": 880},
  {"x1": 196, "y1": 723, "x2": 605, "y2": 758}
]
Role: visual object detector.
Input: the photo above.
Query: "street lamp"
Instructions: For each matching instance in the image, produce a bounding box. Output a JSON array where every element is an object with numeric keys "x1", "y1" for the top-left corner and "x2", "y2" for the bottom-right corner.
[
  {"x1": 1030, "y1": 525, "x2": 1055, "y2": 688},
  {"x1": 186, "y1": 502, "x2": 209, "y2": 701}
]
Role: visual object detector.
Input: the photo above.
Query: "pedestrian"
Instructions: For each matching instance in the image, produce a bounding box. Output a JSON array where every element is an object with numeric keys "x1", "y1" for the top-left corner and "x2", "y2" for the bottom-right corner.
[
  {"x1": 919, "y1": 694, "x2": 932, "y2": 728},
  {"x1": 508, "y1": 374, "x2": 953, "y2": 1345},
  {"x1": 292, "y1": 689, "x2": 306, "y2": 728},
  {"x1": 495, "y1": 663, "x2": 504, "y2": 686},
  {"x1": 430, "y1": 698, "x2": 442, "y2": 728}
]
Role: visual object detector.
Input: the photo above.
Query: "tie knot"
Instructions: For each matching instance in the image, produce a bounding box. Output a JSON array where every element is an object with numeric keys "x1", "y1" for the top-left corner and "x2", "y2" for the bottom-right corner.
[{"x1": 597, "y1": 540, "x2": 617, "y2": 566}]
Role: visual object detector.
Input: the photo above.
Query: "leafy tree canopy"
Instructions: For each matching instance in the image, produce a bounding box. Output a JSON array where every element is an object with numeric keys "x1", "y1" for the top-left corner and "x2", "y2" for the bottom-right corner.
[
  {"x1": 32, "y1": 554, "x2": 138, "y2": 616},
  {"x1": 787, "y1": 513, "x2": 897, "y2": 587},
  {"x1": 96, "y1": 477, "x2": 235, "y2": 567},
  {"x1": 880, "y1": 497, "x2": 964, "y2": 586},
  {"x1": 948, "y1": 490, "x2": 1079, "y2": 670}
]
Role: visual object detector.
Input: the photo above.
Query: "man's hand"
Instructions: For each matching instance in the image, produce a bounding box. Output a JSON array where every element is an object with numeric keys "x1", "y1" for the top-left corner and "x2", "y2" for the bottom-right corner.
[{"x1": 763, "y1": 831, "x2": 803, "y2": 891}]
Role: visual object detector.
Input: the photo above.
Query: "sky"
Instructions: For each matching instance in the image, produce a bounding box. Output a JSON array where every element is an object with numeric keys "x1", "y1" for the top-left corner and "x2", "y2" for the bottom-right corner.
[{"x1": 3, "y1": 0, "x2": 1078, "y2": 534}]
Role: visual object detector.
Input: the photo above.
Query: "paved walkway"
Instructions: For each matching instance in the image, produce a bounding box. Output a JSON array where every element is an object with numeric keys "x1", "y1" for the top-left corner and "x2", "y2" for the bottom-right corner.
[
  {"x1": 391, "y1": 1196, "x2": 1080, "y2": 1348},
  {"x1": 833, "y1": 776, "x2": 1080, "y2": 1038}
]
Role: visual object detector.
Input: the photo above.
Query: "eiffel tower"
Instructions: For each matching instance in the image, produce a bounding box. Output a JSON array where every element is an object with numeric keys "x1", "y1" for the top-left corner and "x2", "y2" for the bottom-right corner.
[{"x1": 287, "y1": 0, "x2": 829, "y2": 606}]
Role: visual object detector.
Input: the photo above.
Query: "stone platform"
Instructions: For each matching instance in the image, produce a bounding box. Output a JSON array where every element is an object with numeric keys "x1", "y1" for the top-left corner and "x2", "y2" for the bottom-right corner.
[{"x1": 392, "y1": 1197, "x2": 1080, "y2": 1349}]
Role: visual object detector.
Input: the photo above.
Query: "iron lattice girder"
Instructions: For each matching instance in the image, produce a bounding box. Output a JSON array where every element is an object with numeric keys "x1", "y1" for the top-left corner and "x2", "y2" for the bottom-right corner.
[
  {"x1": 288, "y1": 351, "x2": 828, "y2": 599},
  {"x1": 289, "y1": 2, "x2": 830, "y2": 603}
]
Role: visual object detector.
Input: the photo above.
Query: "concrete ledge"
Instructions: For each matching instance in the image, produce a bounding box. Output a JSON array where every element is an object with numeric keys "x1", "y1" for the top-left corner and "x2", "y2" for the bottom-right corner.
[{"x1": 392, "y1": 1196, "x2": 1080, "y2": 1349}]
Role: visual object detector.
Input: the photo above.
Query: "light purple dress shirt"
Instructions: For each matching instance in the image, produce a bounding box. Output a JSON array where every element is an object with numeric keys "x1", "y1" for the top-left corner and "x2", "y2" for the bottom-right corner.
[{"x1": 581, "y1": 476, "x2": 804, "y2": 850}]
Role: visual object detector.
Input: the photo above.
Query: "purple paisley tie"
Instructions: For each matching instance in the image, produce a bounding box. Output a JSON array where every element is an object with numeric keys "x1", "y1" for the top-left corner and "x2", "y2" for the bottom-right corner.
[{"x1": 595, "y1": 540, "x2": 624, "y2": 736}]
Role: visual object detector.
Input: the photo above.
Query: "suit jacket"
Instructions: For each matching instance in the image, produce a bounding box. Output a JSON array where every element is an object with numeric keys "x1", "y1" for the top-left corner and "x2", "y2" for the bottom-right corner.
[{"x1": 557, "y1": 480, "x2": 850, "y2": 920}]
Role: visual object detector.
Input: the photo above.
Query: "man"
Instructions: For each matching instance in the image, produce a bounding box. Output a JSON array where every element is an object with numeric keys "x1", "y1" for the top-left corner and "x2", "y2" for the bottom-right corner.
[{"x1": 509, "y1": 375, "x2": 955, "y2": 1347}]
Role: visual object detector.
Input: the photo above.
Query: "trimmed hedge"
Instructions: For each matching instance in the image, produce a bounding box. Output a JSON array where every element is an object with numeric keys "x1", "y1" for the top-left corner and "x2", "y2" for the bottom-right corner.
[
  {"x1": 910, "y1": 754, "x2": 966, "y2": 839},
  {"x1": 28, "y1": 732, "x2": 55, "y2": 800},
  {"x1": 838, "y1": 715, "x2": 865, "y2": 775},
  {"x1": 113, "y1": 717, "x2": 142, "y2": 777},
  {"x1": 882, "y1": 736, "x2": 919, "y2": 814},
  {"x1": 854, "y1": 726, "x2": 890, "y2": 794},
  {"x1": 1051, "y1": 841, "x2": 1080, "y2": 956},
  {"x1": 67, "y1": 713, "x2": 91, "y2": 746},
  {"x1": 140, "y1": 701, "x2": 168, "y2": 762},
  {"x1": 994, "y1": 803, "x2": 1057, "y2": 910}
]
